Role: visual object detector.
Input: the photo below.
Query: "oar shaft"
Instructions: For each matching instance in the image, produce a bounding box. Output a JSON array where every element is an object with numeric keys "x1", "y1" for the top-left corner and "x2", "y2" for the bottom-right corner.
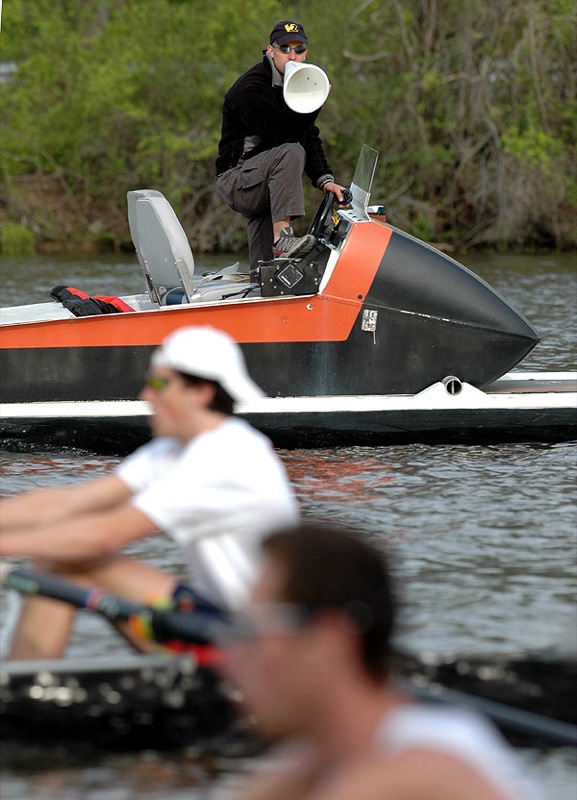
[
  {"x1": 397, "y1": 678, "x2": 577, "y2": 748},
  {"x1": 0, "y1": 565, "x2": 222, "y2": 645},
  {"x1": 0, "y1": 566, "x2": 143, "y2": 619}
]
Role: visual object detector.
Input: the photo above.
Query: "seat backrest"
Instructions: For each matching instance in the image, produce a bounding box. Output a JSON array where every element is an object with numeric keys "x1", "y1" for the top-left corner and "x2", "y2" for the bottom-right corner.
[{"x1": 127, "y1": 190, "x2": 196, "y2": 304}]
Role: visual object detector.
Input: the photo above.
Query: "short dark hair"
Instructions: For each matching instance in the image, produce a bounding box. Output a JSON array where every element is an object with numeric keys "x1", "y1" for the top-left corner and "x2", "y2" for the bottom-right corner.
[
  {"x1": 262, "y1": 523, "x2": 397, "y2": 682},
  {"x1": 178, "y1": 372, "x2": 235, "y2": 415}
]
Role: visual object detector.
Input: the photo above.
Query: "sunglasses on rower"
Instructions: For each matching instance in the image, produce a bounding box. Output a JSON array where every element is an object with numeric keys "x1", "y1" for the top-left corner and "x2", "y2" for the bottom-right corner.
[
  {"x1": 274, "y1": 43, "x2": 308, "y2": 54},
  {"x1": 145, "y1": 375, "x2": 173, "y2": 392},
  {"x1": 218, "y1": 601, "x2": 374, "y2": 644},
  {"x1": 218, "y1": 603, "x2": 316, "y2": 644},
  {"x1": 145, "y1": 372, "x2": 204, "y2": 392}
]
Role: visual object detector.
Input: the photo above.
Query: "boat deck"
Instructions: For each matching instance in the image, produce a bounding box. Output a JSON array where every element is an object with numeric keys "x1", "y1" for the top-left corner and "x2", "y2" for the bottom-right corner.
[
  {"x1": 0, "y1": 372, "x2": 575, "y2": 454},
  {"x1": 485, "y1": 372, "x2": 577, "y2": 394}
]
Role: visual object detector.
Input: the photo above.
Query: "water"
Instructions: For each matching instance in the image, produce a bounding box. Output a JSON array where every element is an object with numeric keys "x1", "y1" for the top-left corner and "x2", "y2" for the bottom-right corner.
[{"x1": 0, "y1": 251, "x2": 576, "y2": 798}]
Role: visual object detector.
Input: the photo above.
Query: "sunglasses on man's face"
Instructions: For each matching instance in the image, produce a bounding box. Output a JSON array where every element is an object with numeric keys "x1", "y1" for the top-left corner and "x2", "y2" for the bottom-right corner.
[
  {"x1": 218, "y1": 603, "x2": 315, "y2": 644},
  {"x1": 275, "y1": 43, "x2": 307, "y2": 54},
  {"x1": 145, "y1": 374, "x2": 174, "y2": 392}
]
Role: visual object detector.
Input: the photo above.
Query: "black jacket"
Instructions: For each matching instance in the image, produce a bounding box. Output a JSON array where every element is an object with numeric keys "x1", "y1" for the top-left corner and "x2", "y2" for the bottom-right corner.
[{"x1": 215, "y1": 57, "x2": 332, "y2": 186}]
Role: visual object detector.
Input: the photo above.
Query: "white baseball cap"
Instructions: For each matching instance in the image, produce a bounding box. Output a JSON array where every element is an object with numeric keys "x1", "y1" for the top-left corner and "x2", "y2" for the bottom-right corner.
[{"x1": 151, "y1": 326, "x2": 264, "y2": 404}]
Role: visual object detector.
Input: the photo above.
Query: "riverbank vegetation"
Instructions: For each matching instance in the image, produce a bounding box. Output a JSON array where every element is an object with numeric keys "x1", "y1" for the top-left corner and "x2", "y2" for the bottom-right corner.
[{"x1": 1, "y1": 0, "x2": 575, "y2": 255}]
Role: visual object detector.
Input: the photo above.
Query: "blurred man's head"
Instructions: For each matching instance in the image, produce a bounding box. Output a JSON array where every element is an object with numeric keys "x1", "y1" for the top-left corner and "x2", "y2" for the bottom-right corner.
[
  {"x1": 141, "y1": 326, "x2": 264, "y2": 439},
  {"x1": 223, "y1": 523, "x2": 397, "y2": 740}
]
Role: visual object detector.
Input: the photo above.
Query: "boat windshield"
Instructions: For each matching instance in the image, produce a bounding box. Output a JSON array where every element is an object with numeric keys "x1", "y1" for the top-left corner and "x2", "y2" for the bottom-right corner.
[{"x1": 350, "y1": 145, "x2": 379, "y2": 210}]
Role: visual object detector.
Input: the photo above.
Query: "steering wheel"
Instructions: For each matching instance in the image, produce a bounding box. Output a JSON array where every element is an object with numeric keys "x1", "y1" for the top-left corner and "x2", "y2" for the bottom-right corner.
[
  {"x1": 307, "y1": 188, "x2": 354, "y2": 240},
  {"x1": 307, "y1": 191, "x2": 335, "y2": 239}
]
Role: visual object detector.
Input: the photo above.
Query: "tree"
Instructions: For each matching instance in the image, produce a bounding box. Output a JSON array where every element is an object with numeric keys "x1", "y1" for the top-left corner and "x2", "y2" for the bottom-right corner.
[{"x1": 1, "y1": 0, "x2": 575, "y2": 252}]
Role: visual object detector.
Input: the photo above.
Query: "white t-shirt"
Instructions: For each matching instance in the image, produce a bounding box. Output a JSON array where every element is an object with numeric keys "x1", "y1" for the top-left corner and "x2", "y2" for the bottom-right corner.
[
  {"x1": 375, "y1": 704, "x2": 542, "y2": 800},
  {"x1": 116, "y1": 417, "x2": 299, "y2": 609}
]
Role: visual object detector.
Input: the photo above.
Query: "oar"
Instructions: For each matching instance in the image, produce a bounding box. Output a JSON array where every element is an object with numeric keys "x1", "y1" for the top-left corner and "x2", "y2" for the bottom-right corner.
[
  {"x1": 0, "y1": 564, "x2": 226, "y2": 645},
  {"x1": 1, "y1": 565, "x2": 576, "y2": 747},
  {"x1": 395, "y1": 678, "x2": 577, "y2": 747}
]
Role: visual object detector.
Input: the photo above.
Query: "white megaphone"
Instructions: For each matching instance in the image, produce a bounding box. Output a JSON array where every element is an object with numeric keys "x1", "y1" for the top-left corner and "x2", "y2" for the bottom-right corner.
[{"x1": 283, "y1": 61, "x2": 330, "y2": 114}]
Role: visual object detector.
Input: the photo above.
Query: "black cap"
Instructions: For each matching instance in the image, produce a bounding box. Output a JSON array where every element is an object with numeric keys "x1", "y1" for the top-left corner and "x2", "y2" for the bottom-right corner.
[{"x1": 269, "y1": 20, "x2": 308, "y2": 47}]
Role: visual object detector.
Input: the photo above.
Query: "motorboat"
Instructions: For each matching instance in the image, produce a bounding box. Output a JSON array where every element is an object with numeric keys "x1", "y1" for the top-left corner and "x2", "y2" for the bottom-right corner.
[{"x1": 1, "y1": 146, "x2": 575, "y2": 453}]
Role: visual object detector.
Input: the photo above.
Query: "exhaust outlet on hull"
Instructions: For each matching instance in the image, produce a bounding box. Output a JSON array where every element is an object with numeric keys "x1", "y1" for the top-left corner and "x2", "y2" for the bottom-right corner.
[{"x1": 442, "y1": 376, "x2": 463, "y2": 395}]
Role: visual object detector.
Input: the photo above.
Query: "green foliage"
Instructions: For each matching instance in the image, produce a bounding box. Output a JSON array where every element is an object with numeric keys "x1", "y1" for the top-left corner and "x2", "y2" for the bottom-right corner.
[
  {"x1": 502, "y1": 126, "x2": 563, "y2": 172},
  {"x1": 0, "y1": 223, "x2": 35, "y2": 256},
  {"x1": 409, "y1": 214, "x2": 435, "y2": 243},
  {"x1": 1, "y1": 0, "x2": 575, "y2": 251}
]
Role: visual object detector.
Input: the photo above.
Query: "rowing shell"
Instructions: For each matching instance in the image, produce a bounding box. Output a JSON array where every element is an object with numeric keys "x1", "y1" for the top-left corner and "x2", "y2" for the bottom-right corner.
[
  {"x1": 1, "y1": 649, "x2": 575, "y2": 765},
  {"x1": 0, "y1": 653, "x2": 256, "y2": 765}
]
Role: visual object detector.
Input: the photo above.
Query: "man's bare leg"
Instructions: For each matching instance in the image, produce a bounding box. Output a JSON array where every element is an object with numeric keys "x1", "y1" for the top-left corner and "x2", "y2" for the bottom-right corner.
[
  {"x1": 8, "y1": 596, "x2": 76, "y2": 659},
  {"x1": 7, "y1": 556, "x2": 178, "y2": 660},
  {"x1": 273, "y1": 218, "x2": 291, "y2": 241}
]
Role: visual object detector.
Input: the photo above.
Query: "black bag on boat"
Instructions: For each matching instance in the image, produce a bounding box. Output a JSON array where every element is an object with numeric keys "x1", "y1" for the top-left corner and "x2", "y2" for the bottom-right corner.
[{"x1": 50, "y1": 285, "x2": 133, "y2": 316}]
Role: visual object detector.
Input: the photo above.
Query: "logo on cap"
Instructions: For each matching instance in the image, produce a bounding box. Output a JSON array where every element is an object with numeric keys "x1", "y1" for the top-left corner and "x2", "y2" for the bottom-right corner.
[{"x1": 270, "y1": 20, "x2": 308, "y2": 46}]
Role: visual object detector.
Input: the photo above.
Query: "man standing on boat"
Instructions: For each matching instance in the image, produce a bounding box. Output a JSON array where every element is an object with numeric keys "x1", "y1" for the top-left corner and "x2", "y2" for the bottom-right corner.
[
  {"x1": 0, "y1": 326, "x2": 299, "y2": 659},
  {"x1": 215, "y1": 20, "x2": 347, "y2": 279},
  {"x1": 221, "y1": 523, "x2": 541, "y2": 800}
]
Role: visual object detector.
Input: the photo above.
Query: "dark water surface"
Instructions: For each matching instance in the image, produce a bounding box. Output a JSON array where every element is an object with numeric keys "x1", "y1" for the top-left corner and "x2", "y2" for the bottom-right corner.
[{"x1": 0, "y1": 252, "x2": 576, "y2": 798}]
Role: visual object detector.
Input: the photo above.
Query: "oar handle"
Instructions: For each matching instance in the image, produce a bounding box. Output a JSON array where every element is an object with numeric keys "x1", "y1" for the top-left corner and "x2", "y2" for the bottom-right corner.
[{"x1": 0, "y1": 564, "x2": 223, "y2": 645}]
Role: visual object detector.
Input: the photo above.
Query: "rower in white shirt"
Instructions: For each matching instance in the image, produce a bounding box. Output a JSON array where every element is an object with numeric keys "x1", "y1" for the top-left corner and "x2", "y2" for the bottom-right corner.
[{"x1": 0, "y1": 326, "x2": 299, "y2": 659}]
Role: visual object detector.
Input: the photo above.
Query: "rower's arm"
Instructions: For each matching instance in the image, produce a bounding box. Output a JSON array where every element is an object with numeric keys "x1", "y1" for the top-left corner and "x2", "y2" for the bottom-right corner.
[
  {"x1": 0, "y1": 475, "x2": 133, "y2": 532},
  {"x1": 0, "y1": 502, "x2": 158, "y2": 562}
]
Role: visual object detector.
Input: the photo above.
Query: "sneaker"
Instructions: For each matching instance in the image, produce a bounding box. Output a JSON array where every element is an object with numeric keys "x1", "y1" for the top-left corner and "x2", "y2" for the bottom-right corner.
[{"x1": 272, "y1": 226, "x2": 316, "y2": 259}]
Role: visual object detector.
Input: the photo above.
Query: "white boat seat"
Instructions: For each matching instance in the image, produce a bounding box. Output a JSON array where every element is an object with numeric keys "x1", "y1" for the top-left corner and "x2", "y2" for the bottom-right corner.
[
  {"x1": 163, "y1": 277, "x2": 260, "y2": 305},
  {"x1": 127, "y1": 189, "x2": 196, "y2": 304},
  {"x1": 127, "y1": 189, "x2": 257, "y2": 305}
]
